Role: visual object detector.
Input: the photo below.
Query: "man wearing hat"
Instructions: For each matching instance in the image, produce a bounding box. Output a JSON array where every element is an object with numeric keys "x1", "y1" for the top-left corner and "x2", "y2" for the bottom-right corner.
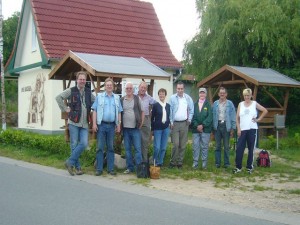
[
  {"x1": 191, "y1": 87, "x2": 212, "y2": 169},
  {"x1": 212, "y1": 87, "x2": 236, "y2": 168}
]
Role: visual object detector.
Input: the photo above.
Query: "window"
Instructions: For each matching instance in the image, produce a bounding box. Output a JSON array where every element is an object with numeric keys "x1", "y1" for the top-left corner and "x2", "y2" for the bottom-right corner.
[{"x1": 32, "y1": 19, "x2": 38, "y2": 52}]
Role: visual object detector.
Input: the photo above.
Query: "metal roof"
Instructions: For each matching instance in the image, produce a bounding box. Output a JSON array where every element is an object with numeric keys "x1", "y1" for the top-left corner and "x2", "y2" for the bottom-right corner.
[
  {"x1": 229, "y1": 65, "x2": 300, "y2": 86},
  {"x1": 74, "y1": 52, "x2": 171, "y2": 78}
]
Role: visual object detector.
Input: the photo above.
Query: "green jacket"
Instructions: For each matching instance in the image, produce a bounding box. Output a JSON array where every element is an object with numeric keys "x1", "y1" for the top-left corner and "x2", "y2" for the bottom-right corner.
[{"x1": 191, "y1": 100, "x2": 213, "y2": 133}]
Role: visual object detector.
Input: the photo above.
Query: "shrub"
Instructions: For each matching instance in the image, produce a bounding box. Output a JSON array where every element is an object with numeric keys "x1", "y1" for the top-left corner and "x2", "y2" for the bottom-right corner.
[{"x1": 0, "y1": 129, "x2": 69, "y2": 156}]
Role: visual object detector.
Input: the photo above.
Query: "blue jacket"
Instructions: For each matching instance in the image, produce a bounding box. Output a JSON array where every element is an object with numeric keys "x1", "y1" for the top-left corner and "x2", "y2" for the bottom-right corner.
[
  {"x1": 92, "y1": 92, "x2": 122, "y2": 126},
  {"x1": 212, "y1": 99, "x2": 236, "y2": 132},
  {"x1": 169, "y1": 93, "x2": 194, "y2": 124}
]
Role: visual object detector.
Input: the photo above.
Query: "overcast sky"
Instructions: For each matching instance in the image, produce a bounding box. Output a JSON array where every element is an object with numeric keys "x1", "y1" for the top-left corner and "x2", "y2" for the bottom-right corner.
[{"x1": 2, "y1": 0, "x2": 200, "y2": 60}]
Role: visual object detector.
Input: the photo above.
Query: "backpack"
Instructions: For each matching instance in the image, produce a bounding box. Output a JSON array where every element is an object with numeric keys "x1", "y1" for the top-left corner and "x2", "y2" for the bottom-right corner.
[
  {"x1": 256, "y1": 150, "x2": 271, "y2": 167},
  {"x1": 136, "y1": 162, "x2": 150, "y2": 178}
]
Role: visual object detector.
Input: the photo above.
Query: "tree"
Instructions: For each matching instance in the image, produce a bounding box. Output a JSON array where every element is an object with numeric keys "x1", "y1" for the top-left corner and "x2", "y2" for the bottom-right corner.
[
  {"x1": 3, "y1": 11, "x2": 20, "y2": 65},
  {"x1": 183, "y1": 0, "x2": 300, "y2": 79},
  {"x1": 183, "y1": 0, "x2": 300, "y2": 124}
]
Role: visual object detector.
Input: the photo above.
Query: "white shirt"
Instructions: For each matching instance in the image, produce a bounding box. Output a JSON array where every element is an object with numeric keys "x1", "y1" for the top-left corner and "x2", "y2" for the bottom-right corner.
[
  {"x1": 239, "y1": 101, "x2": 258, "y2": 130},
  {"x1": 174, "y1": 96, "x2": 188, "y2": 121}
]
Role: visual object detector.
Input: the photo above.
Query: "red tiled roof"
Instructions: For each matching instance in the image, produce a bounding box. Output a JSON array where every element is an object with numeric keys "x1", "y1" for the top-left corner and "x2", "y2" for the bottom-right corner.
[{"x1": 31, "y1": 0, "x2": 182, "y2": 69}]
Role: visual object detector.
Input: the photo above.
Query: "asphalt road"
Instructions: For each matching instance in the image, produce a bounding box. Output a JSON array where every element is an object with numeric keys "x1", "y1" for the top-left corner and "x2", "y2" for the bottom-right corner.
[{"x1": 0, "y1": 156, "x2": 298, "y2": 225}]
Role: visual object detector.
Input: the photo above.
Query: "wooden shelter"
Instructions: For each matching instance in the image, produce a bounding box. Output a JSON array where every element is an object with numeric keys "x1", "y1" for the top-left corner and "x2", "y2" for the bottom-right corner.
[
  {"x1": 49, "y1": 51, "x2": 172, "y2": 141},
  {"x1": 197, "y1": 65, "x2": 300, "y2": 129}
]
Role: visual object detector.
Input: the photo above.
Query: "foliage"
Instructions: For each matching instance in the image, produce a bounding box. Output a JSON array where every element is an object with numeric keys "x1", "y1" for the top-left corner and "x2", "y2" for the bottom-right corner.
[
  {"x1": 183, "y1": 0, "x2": 300, "y2": 124},
  {"x1": 3, "y1": 12, "x2": 20, "y2": 65},
  {"x1": 0, "y1": 129, "x2": 69, "y2": 156},
  {"x1": 184, "y1": 0, "x2": 300, "y2": 78}
]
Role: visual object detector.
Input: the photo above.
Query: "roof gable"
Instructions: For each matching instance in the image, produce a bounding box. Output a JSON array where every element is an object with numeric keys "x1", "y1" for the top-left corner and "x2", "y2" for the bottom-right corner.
[
  {"x1": 49, "y1": 51, "x2": 171, "y2": 80},
  {"x1": 197, "y1": 65, "x2": 300, "y2": 88},
  {"x1": 31, "y1": 0, "x2": 181, "y2": 69}
]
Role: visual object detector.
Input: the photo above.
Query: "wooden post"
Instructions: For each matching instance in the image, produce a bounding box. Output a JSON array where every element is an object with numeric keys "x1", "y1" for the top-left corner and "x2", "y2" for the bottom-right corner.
[{"x1": 283, "y1": 89, "x2": 290, "y2": 116}]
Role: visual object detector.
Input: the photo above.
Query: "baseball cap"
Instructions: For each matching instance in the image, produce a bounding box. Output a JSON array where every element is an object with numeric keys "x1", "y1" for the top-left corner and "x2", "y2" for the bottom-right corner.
[{"x1": 199, "y1": 87, "x2": 207, "y2": 94}]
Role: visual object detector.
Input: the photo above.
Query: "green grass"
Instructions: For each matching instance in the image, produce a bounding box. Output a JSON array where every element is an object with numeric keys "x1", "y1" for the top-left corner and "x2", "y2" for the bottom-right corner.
[
  {"x1": 1, "y1": 128, "x2": 299, "y2": 191},
  {"x1": 287, "y1": 189, "x2": 300, "y2": 195}
]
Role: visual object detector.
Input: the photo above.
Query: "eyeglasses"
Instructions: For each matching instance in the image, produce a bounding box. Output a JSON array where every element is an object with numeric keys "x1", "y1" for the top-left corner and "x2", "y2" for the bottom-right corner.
[{"x1": 126, "y1": 87, "x2": 133, "y2": 90}]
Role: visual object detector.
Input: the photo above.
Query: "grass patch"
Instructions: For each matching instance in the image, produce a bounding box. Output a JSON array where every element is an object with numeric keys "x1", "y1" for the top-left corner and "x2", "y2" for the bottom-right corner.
[
  {"x1": 287, "y1": 189, "x2": 300, "y2": 195},
  {"x1": 253, "y1": 185, "x2": 272, "y2": 191}
]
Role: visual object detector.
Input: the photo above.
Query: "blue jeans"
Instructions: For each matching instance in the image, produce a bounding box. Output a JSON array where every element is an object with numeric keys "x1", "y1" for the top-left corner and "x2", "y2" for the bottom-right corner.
[
  {"x1": 235, "y1": 129, "x2": 257, "y2": 169},
  {"x1": 153, "y1": 127, "x2": 170, "y2": 166},
  {"x1": 96, "y1": 123, "x2": 115, "y2": 172},
  {"x1": 123, "y1": 128, "x2": 142, "y2": 171},
  {"x1": 214, "y1": 122, "x2": 230, "y2": 167},
  {"x1": 192, "y1": 132, "x2": 211, "y2": 168},
  {"x1": 68, "y1": 124, "x2": 88, "y2": 169}
]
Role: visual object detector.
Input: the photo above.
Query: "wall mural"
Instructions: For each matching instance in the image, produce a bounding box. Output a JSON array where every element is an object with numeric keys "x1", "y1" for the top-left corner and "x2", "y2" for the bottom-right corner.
[{"x1": 27, "y1": 73, "x2": 46, "y2": 126}]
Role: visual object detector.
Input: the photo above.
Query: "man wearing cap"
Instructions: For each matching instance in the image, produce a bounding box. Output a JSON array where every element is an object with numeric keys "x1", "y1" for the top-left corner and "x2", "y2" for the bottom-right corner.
[
  {"x1": 212, "y1": 87, "x2": 236, "y2": 168},
  {"x1": 191, "y1": 87, "x2": 212, "y2": 169},
  {"x1": 169, "y1": 81, "x2": 194, "y2": 169}
]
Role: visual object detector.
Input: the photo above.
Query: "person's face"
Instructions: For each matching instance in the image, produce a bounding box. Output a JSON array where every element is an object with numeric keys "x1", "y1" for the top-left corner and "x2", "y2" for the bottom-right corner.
[
  {"x1": 218, "y1": 90, "x2": 227, "y2": 100},
  {"x1": 199, "y1": 91, "x2": 206, "y2": 99},
  {"x1": 139, "y1": 83, "x2": 147, "y2": 96},
  {"x1": 176, "y1": 84, "x2": 184, "y2": 97},
  {"x1": 243, "y1": 94, "x2": 251, "y2": 101},
  {"x1": 125, "y1": 84, "x2": 133, "y2": 96},
  {"x1": 105, "y1": 81, "x2": 114, "y2": 93},
  {"x1": 158, "y1": 91, "x2": 166, "y2": 102},
  {"x1": 77, "y1": 74, "x2": 86, "y2": 89}
]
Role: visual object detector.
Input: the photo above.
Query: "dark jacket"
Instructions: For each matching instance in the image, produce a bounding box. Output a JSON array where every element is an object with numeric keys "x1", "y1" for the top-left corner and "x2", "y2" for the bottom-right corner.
[
  {"x1": 68, "y1": 86, "x2": 92, "y2": 123},
  {"x1": 151, "y1": 102, "x2": 170, "y2": 130},
  {"x1": 191, "y1": 99, "x2": 212, "y2": 133}
]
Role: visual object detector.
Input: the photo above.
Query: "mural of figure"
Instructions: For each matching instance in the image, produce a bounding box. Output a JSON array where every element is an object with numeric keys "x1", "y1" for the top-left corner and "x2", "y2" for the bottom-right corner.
[{"x1": 28, "y1": 73, "x2": 46, "y2": 126}]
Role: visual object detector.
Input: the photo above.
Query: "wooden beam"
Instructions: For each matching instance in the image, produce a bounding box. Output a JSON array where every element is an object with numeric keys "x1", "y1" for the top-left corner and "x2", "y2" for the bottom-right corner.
[
  {"x1": 262, "y1": 87, "x2": 283, "y2": 108},
  {"x1": 283, "y1": 89, "x2": 290, "y2": 115},
  {"x1": 208, "y1": 87, "x2": 213, "y2": 104},
  {"x1": 253, "y1": 85, "x2": 258, "y2": 100},
  {"x1": 96, "y1": 77, "x2": 100, "y2": 93}
]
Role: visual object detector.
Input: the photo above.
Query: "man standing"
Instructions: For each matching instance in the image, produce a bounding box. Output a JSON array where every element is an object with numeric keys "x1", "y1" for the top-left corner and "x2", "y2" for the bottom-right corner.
[
  {"x1": 212, "y1": 87, "x2": 236, "y2": 168},
  {"x1": 121, "y1": 82, "x2": 144, "y2": 174},
  {"x1": 56, "y1": 71, "x2": 95, "y2": 176},
  {"x1": 169, "y1": 81, "x2": 194, "y2": 169},
  {"x1": 92, "y1": 78, "x2": 122, "y2": 176},
  {"x1": 137, "y1": 81, "x2": 156, "y2": 162}
]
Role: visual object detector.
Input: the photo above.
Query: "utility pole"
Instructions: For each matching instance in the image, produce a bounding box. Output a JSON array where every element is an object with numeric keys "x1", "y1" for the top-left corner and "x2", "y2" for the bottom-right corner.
[{"x1": 0, "y1": 0, "x2": 7, "y2": 131}]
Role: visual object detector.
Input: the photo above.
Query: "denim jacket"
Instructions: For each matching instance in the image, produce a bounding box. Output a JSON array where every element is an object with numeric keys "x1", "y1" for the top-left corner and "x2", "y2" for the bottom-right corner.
[
  {"x1": 212, "y1": 99, "x2": 236, "y2": 132},
  {"x1": 92, "y1": 92, "x2": 122, "y2": 126},
  {"x1": 169, "y1": 93, "x2": 194, "y2": 124}
]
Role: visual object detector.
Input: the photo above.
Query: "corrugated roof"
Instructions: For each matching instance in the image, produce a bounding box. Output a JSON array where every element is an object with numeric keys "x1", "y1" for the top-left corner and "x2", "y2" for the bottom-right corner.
[
  {"x1": 31, "y1": 0, "x2": 181, "y2": 69},
  {"x1": 74, "y1": 51, "x2": 171, "y2": 77},
  {"x1": 229, "y1": 66, "x2": 300, "y2": 86}
]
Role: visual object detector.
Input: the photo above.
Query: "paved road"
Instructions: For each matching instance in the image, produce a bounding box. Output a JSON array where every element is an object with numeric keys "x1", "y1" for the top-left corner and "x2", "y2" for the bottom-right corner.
[{"x1": 0, "y1": 157, "x2": 298, "y2": 225}]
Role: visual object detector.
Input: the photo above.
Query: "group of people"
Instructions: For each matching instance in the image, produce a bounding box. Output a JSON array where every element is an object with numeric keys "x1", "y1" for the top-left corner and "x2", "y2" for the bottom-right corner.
[{"x1": 56, "y1": 71, "x2": 268, "y2": 176}]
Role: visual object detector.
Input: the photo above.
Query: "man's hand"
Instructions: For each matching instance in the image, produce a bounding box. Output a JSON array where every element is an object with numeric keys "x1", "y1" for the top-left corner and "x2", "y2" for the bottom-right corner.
[
  {"x1": 92, "y1": 124, "x2": 98, "y2": 132},
  {"x1": 197, "y1": 124, "x2": 203, "y2": 132}
]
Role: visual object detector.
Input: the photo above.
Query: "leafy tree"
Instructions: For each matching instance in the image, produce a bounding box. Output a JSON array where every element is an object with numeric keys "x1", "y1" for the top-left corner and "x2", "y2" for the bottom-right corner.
[
  {"x1": 1, "y1": 12, "x2": 20, "y2": 113},
  {"x1": 183, "y1": 0, "x2": 300, "y2": 124},
  {"x1": 3, "y1": 12, "x2": 20, "y2": 65},
  {"x1": 183, "y1": 0, "x2": 300, "y2": 79}
]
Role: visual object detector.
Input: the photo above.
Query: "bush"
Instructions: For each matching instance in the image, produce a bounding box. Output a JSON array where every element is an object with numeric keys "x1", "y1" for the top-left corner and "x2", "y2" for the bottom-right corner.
[{"x1": 0, "y1": 129, "x2": 69, "y2": 156}]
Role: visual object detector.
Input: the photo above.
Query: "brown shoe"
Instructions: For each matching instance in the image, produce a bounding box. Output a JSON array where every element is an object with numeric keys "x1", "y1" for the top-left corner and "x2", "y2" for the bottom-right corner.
[
  {"x1": 76, "y1": 169, "x2": 84, "y2": 175},
  {"x1": 64, "y1": 161, "x2": 74, "y2": 176}
]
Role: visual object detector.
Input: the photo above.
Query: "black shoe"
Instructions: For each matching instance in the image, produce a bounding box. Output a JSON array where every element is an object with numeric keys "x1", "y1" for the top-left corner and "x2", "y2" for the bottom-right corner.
[
  {"x1": 64, "y1": 161, "x2": 74, "y2": 176},
  {"x1": 95, "y1": 171, "x2": 103, "y2": 176},
  {"x1": 177, "y1": 165, "x2": 183, "y2": 169},
  {"x1": 108, "y1": 171, "x2": 116, "y2": 176},
  {"x1": 75, "y1": 169, "x2": 84, "y2": 175},
  {"x1": 216, "y1": 164, "x2": 221, "y2": 168}
]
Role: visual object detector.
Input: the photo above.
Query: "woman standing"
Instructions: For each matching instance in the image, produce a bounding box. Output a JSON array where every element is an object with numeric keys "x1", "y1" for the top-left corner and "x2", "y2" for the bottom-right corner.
[
  {"x1": 151, "y1": 88, "x2": 170, "y2": 167},
  {"x1": 191, "y1": 88, "x2": 212, "y2": 170},
  {"x1": 234, "y1": 88, "x2": 268, "y2": 174}
]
